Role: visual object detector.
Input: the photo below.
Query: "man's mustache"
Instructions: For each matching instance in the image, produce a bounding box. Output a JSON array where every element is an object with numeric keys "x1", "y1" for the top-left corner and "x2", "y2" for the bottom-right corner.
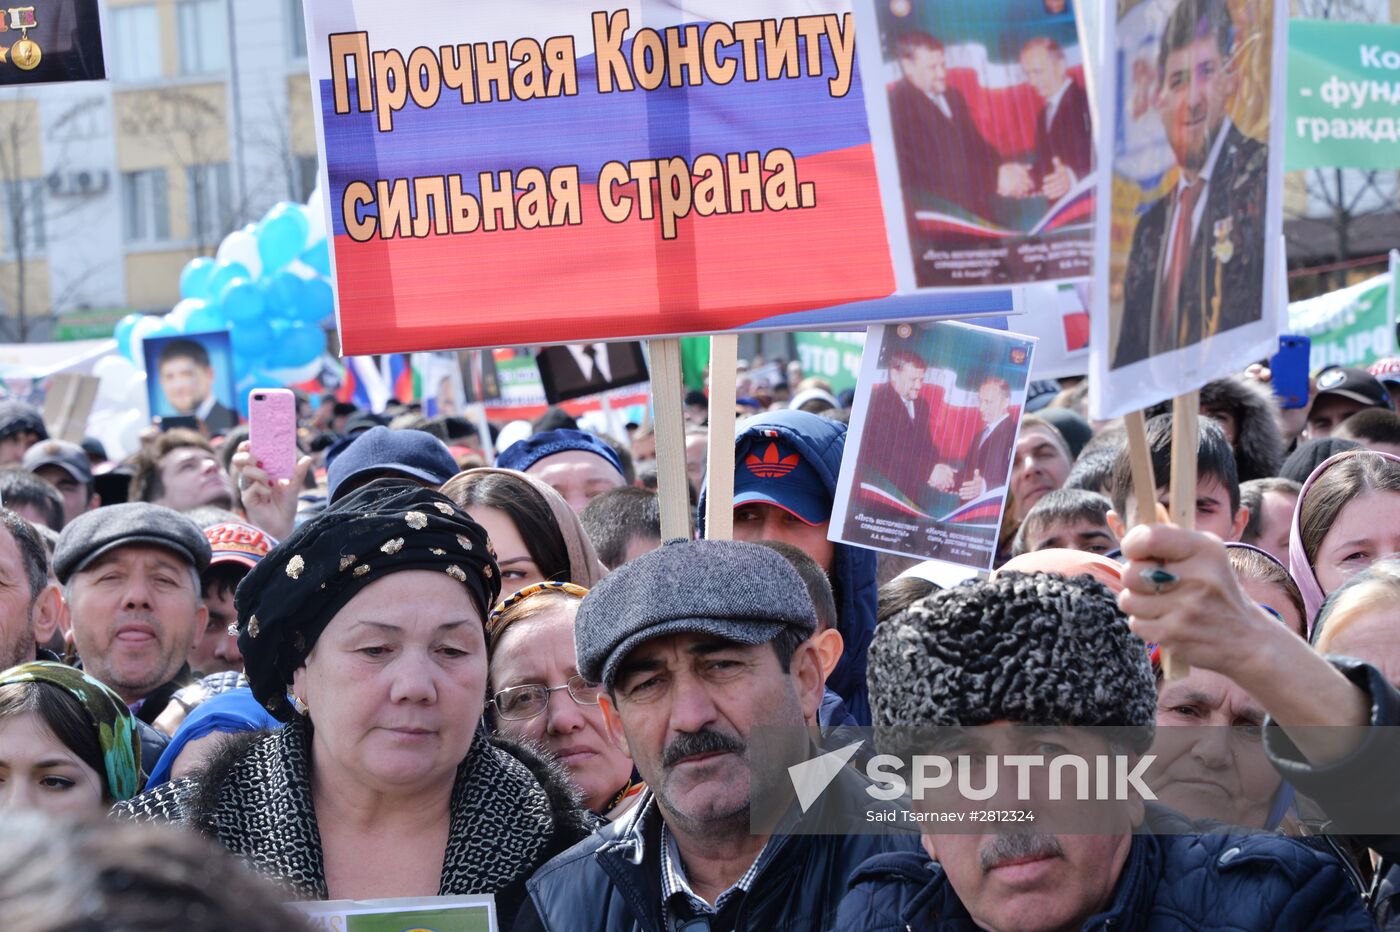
[
  {"x1": 661, "y1": 729, "x2": 745, "y2": 768},
  {"x1": 980, "y1": 832, "x2": 1065, "y2": 873}
]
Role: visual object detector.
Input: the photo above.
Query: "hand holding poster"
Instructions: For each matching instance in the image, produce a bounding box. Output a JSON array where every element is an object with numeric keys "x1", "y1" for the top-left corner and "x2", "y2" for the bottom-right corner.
[
  {"x1": 1090, "y1": 0, "x2": 1285, "y2": 420},
  {"x1": 831, "y1": 320, "x2": 1036, "y2": 570}
]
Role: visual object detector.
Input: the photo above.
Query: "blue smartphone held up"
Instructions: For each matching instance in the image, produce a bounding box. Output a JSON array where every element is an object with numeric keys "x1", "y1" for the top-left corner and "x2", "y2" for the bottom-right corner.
[{"x1": 1270, "y1": 335, "x2": 1311, "y2": 410}]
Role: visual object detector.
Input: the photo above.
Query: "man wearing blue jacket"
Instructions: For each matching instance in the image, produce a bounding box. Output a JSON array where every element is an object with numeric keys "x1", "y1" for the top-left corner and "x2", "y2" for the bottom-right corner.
[
  {"x1": 837, "y1": 573, "x2": 1376, "y2": 930},
  {"x1": 698, "y1": 410, "x2": 879, "y2": 725}
]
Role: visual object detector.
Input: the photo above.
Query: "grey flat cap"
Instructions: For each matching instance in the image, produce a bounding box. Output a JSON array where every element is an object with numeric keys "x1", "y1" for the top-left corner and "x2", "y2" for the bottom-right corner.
[
  {"x1": 575, "y1": 539, "x2": 817, "y2": 687},
  {"x1": 53, "y1": 502, "x2": 212, "y2": 584}
]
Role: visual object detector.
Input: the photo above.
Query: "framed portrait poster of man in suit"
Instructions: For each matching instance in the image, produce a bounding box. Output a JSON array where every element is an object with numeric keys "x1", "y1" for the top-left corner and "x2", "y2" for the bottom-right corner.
[
  {"x1": 1090, "y1": 0, "x2": 1285, "y2": 420},
  {"x1": 831, "y1": 320, "x2": 1036, "y2": 571},
  {"x1": 535, "y1": 341, "x2": 649, "y2": 405},
  {"x1": 142, "y1": 330, "x2": 239, "y2": 436},
  {"x1": 853, "y1": 0, "x2": 1095, "y2": 289}
]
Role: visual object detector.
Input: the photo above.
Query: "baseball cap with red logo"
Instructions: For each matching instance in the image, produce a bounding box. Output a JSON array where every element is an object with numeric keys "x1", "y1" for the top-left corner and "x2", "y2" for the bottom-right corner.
[
  {"x1": 1369, "y1": 357, "x2": 1400, "y2": 389},
  {"x1": 203, "y1": 521, "x2": 277, "y2": 570},
  {"x1": 732, "y1": 431, "x2": 831, "y2": 526}
]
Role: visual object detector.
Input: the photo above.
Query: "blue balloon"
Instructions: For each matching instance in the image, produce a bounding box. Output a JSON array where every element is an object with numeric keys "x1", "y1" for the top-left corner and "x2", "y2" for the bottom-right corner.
[
  {"x1": 207, "y1": 261, "x2": 250, "y2": 301},
  {"x1": 179, "y1": 257, "x2": 218, "y2": 300},
  {"x1": 300, "y1": 240, "x2": 330, "y2": 277},
  {"x1": 231, "y1": 319, "x2": 274, "y2": 363},
  {"x1": 268, "y1": 321, "x2": 325, "y2": 369},
  {"x1": 235, "y1": 370, "x2": 285, "y2": 417},
  {"x1": 260, "y1": 270, "x2": 304, "y2": 321},
  {"x1": 183, "y1": 301, "x2": 227, "y2": 334},
  {"x1": 301, "y1": 277, "x2": 334, "y2": 322},
  {"x1": 221, "y1": 279, "x2": 267, "y2": 325},
  {"x1": 112, "y1": 313, "x2": 144, "y2": 357},
  {"x1": 258, "y1": 208, "x2": 309, "y2": 273}
]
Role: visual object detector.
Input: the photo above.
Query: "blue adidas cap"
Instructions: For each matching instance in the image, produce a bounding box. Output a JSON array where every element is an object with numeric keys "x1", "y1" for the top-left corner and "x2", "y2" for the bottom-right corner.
[{"x1": 732, "y1": 432, "x2": 830, "y2": 525}]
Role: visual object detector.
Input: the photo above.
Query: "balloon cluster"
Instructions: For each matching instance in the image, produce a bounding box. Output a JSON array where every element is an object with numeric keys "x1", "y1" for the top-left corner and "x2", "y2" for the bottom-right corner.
[{"x1": 113, "y1": 190, "x2": 334, "y2": 415}]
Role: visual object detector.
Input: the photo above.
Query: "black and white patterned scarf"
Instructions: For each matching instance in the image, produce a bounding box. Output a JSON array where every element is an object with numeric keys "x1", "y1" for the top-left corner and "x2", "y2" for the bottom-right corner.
[{"x1": 113, "y1": 718, "x2": 591, "y2": 911}]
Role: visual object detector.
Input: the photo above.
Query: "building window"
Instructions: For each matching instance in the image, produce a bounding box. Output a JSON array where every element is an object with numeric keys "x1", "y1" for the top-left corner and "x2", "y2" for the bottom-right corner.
[
  {"x1": 288, "y1": 0, "x2": 308, "y2": 60},
  {"x1": 3, "y1": 179, "x2": 45, "y2": 254},
  {"x1": 178, "y1": 0, "x2": 229, "y2": 75},
  {"x1": 187, "y1": 163, "x2": 233, "y2": 242},
  {"x1": 123, "y1": 169, "x2": 170, "y2": 243},
  {"x1": 295, "y1": 154, "x2": 318, "y2": 201},
  {"x1": 109, "y1": 5, "x2": 162, "y2": 82}
]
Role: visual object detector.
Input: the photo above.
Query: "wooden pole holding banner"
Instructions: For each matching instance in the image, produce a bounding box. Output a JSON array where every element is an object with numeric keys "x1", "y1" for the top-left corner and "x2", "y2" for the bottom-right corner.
[
  {"x1": 1168, "y1": 393, "x2": 1201, "y2": 531},
  {"x1": 704, "y1": 334, "x2": 739, "y2": 540},
  {"x1": 648, "y1": 338, "x2": 692, "y2": 542},
  {"x1": 1122, "y1": 411, "x2": 1160, "y2": 534},
  {"x1": 1123, "y1": 405, "x2": 1190, "y2": 680},
  {"x1": 1162, "y1": 392, "x2": 1200, "y2": 679}
]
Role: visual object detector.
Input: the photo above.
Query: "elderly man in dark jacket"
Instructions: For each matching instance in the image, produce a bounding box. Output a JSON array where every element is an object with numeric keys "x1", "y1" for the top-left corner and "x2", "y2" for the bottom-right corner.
[
  {"x1": 837, "y1": 573, "x2": 1375, "y2": 930},
  {"x1": 516, "y1": 540, "x2": 918, "y2": 931}
]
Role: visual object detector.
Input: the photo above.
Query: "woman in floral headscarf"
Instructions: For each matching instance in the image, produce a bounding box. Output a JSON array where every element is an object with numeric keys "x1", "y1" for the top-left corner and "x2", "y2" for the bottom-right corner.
[{"x1": 0, "y1": 661, "x2": 141, "y2": 816}]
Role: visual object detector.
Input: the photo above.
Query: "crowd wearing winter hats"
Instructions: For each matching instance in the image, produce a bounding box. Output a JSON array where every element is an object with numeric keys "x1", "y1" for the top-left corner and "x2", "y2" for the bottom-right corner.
[{"x1": 1, "y1": 346, "x2": 1400, "y2": 931}]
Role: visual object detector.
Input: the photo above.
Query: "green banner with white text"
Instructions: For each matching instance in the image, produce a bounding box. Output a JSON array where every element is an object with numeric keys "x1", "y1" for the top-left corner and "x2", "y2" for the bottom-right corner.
[
  {"x1": 1287, "y1": 263, "x2": 1397, "y2": 371},
  {"x1": 1287, "y1": 20, "x2": 1400, "y2": 171}
]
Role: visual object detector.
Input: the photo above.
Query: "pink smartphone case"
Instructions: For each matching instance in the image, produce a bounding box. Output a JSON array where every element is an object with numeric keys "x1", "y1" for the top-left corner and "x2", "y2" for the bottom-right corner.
[{"x1": 249, "y1": 390, "x2": 297, "y2": 483}]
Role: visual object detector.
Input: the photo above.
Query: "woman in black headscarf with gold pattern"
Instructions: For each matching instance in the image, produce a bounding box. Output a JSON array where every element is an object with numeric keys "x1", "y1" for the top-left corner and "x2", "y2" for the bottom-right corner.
[{"x1": 114, "y1": 480, "x2": 593, "y2": 926}]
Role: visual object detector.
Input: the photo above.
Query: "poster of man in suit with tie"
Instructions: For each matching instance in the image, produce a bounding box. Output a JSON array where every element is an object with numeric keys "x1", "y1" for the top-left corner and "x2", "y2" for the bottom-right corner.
[
  {"x1": 832, "y1": 321, "x2": 1036, "y2": 571},
  {"x1": 935, "y1": 376, "x2": 1019, "y2": 503},
  {"x1": 855, "y1": 0, "x2": 1095, "y2": 289},
  {"x1": 535, "y1": 341, "x2": 649, "y2": 404},
  {"x1": 1020, "y1": 37, "x2": 1093, "y2": 201},
  {"x1": 1091, "y1": 0, "x2": 1283, "y2": 419}
]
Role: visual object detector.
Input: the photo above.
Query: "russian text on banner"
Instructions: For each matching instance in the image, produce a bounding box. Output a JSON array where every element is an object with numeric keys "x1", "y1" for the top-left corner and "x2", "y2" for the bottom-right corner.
[
  {"x1": 305, "y1": 3, "x2": 903, "y2": 354},
  {"x1": 1287, "y1": 19, "x2": 1400, "y2": 172}
]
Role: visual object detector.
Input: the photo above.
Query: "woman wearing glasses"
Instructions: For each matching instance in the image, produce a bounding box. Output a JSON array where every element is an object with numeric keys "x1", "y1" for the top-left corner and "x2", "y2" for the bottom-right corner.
[{"x1": 488, "y1": 582, "x2": 641, "y2": 818}]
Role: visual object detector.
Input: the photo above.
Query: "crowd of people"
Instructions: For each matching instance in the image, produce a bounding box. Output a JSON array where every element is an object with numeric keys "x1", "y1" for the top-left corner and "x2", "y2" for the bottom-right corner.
[{"x1": 0, "y1": 354, "x2": 1398, "y2": 930}]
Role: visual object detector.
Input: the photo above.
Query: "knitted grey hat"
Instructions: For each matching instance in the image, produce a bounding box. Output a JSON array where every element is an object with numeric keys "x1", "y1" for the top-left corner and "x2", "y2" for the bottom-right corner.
[
  {"x1": 869, "y1": 572, "x2": 1155, "y2": 751},
  {"x1": 575, "y1": 538, "x2": 817, "y2": 687}
]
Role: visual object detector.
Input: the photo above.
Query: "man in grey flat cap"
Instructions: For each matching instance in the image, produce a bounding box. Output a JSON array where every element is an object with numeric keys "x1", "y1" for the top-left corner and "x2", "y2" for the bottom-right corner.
[
  {"x1": 53, "y1": 502, "x2": 211, "y2": 728},
  {"x1": 517, "y1": 539, "x2": 917, "y2": 932}
]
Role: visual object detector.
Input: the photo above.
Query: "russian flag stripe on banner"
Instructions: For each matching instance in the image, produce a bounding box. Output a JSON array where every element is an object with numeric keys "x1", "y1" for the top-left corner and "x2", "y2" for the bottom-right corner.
[
  {"x1": 336, "y1": 356, "x2": 390, "y2": 412},
  {"x1": 305, "y1": 2, "x2": 896, "y2": 354},
  {"x1": 384, "y1": 354, "x2": 417, "y2": 405}
]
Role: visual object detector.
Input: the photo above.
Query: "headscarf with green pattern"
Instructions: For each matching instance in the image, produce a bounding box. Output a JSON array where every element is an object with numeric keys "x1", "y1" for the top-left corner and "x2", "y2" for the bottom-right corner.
[{"x1": 0, "y1": 661, "x2": 142, "y2": 801}]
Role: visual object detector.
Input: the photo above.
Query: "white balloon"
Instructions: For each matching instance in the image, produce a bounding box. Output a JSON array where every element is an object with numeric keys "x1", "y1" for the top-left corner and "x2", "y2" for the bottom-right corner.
[
  {"x1": 167, "y1": 297, "x2": 204, "y2": 330},
  {"x1": 304, "y1": 191, "x2": 327, "y2": 243},
  {"x1": 95, "y1": 374, "x2": 131, "y2": 406},
  {"x1": 282, "y1": 259, "x2": 319, "y2": 280},
  {"x1": 92, "y1": 354, "x2": 136, "y2": 386},
  {"x1": 128, "y1": 316, "x2": 167, "y2": 366},
  {"x1": 217, "y1": 229, "x2": 264, "y2": 280},
  {"x1": 121, "y1": 371, "x2": 149, "y2": 411},
  {"x1": 113, "y1": 409, "x2": 145, "y2": 459}
]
